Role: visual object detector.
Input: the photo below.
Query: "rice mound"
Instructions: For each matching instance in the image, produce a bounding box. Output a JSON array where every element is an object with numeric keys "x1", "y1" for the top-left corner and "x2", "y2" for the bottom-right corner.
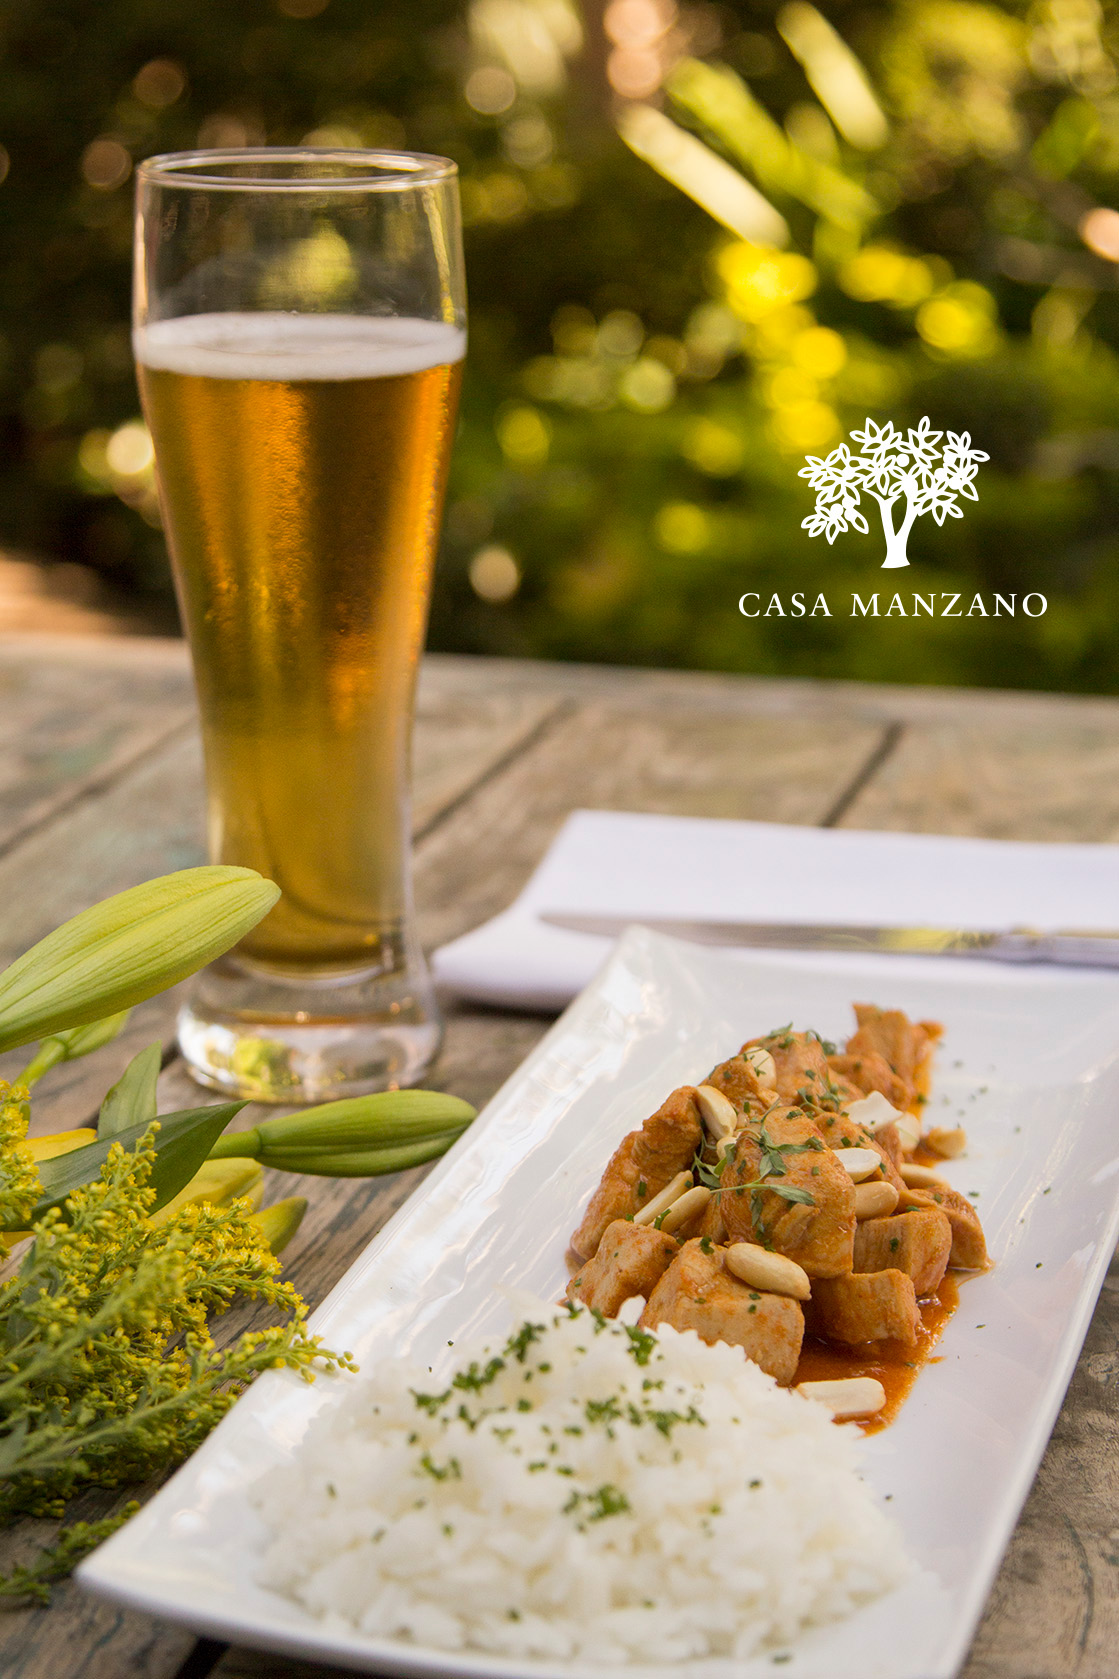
[{"x1": 254, "y1": 1306, "x2": 908, "y2": 1664}]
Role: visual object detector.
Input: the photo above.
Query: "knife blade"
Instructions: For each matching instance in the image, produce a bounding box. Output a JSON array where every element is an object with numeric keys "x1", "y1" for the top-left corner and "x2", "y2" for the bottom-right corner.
[{"x1": 538, "y1": 912, "x2": 1119, "y2": 969}]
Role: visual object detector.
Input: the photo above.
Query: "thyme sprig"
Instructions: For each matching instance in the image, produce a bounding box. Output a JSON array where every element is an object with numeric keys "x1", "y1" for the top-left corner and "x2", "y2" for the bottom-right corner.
[
  {"x1": 693, "y1": 1118, "x2": 821, "y2": 1239},
  {"x1": 753, "y1": 1119, "x2": 825, "y2": 1181}
]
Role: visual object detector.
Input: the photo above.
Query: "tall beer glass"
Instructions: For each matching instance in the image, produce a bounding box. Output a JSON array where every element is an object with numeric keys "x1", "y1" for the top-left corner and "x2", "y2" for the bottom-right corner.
[{"x1": 133, "y1": 151, "x2": 464, "y2": 1101}]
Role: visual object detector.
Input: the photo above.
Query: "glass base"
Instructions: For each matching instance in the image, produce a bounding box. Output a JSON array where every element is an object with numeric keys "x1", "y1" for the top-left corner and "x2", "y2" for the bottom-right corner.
[{"x1": 177, "y1": 949, "x2": 442, "y2": 1104}]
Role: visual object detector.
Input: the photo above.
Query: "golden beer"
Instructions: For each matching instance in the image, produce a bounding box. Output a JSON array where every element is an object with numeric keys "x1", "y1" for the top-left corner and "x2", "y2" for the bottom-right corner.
[{"x1": 137, "y1": 313, "x2": 464, "y2": 972}]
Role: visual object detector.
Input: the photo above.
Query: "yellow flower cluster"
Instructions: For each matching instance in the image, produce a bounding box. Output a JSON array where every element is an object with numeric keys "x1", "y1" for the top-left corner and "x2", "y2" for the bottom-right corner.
[
  {"x1": 0, "y1": 1104, "x2": 351, "y2": 1594},
  {"x1": 0, "y1": 1083, "x2": 37, "y2": 1231}
]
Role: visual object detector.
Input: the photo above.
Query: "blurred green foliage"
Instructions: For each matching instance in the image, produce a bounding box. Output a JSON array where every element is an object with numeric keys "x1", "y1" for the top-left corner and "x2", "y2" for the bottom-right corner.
[{"x1": 2, "y1": 0, "x2": 1119, "y2": 688}]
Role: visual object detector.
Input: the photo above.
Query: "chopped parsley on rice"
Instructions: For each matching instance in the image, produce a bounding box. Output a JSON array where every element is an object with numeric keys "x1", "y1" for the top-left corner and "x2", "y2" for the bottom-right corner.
[{"x1": 254, "y1": 1306, "x2": 907, "y2": 1664}]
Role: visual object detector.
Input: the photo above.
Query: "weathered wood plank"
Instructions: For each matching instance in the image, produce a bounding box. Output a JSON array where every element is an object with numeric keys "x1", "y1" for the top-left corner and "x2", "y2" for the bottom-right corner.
[
  {"x1": 838, "y1": 713, "x2": 1119, "y2": 841},
  {"x1": 423, "y1": 652, "x2": 1119, "y2": 731},
  {"x1": 412, "y1": 665, "x2": 561, "y2": 834},
  {"x1": 0, "y1": 729, "x2": 206, "y2": 965},
  {"x1": 0, "y1": 1581, "x2": 196, "y2": 1679},
  {"x1": 961, "y1": 1251, "x2": 1119, "y2": 1679},
  {"x1": 0, "y1": 730, "x2": 207, "y2": 1134},
  {"x1": 0, "y1": 673, "x2": 564, "y2": 975},
  {"x1": 0, "y1": 638, "x2": 193, "y2": 858},
  {"x1": 413, "y1": 700, "x2": 887, "y2": 952}
]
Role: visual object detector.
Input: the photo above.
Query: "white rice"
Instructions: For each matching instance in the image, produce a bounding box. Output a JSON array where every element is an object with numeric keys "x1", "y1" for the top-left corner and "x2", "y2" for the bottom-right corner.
[{"x1": 254, "y1": 1306, "x2": 908, "y2": 1665}]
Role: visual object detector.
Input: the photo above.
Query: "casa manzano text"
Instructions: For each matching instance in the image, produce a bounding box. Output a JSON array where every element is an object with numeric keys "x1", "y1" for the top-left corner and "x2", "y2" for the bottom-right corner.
[{"x1": 136, "y1": 313, "x2": 464, "y2": 970}]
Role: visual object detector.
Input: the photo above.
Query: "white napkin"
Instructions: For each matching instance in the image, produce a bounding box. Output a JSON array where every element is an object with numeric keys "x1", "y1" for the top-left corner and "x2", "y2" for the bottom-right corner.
[{"x1": 432, "y1": 808, "x2": 1119, "y2": 1011}]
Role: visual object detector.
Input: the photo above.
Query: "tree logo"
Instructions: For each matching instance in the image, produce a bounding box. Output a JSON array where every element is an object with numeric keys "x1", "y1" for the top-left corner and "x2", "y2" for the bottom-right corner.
[{"x1": 799, "y1": 417, "x2": 989, "y2": 569}]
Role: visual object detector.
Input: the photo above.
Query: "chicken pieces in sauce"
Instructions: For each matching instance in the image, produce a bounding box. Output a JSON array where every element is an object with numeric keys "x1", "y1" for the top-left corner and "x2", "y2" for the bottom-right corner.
[
  {"x1": 570, "y1": 1086, "x2": 702, "y2": 1262},
  {"x1": 807, "y1": 1269, "x2": 921, "y2": 1347},
  {"x1": 845, "y1": 1005, "x2": 942, "y2": 1109},
  {"x1": 566, "y1": 1003, "x2": 989, "y2": 1425},
  {"x1": 566, "y1": 1220, "x2": 677, "y2": 1316},
  {"x1": 639, "y1": 1238, "x2": 804, "y2": 1385},
  {"x1": 854, "y1": 1207, "x2": 952, "y2": 1297},
  {"x1": 720, "y1": 1106, "x2": 856, "y2": 1278}
]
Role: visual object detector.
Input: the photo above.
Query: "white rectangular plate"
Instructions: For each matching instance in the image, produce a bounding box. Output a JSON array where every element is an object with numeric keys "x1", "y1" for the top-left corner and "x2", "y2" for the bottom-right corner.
[{"x1": 79, "y1": 928, "x2": 1119, "y2": 1679}]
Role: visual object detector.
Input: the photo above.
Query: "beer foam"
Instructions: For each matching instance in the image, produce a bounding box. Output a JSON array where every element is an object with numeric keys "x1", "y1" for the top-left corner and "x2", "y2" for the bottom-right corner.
[{"x1": 134, "y1": 312, "x2": 465, "y2": 381}]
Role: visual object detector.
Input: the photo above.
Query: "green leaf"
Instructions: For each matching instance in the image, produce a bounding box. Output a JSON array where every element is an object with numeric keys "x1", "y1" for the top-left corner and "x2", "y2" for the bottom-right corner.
[
  {"x1": 98, "y1": 1043, "x2": 162, "y2": 1139},
  {"x1": 16, "y1": 1102, "x2": 244, "y2": 1228},
  {"x1": 769, "y1": 1184, "x2": 817, "y2": 1208},
  {"x1": 693, "y1": 1149, "x2": 730, "y2": 1191},
  {"x1": 753, "y1": 1120, "x2": 824, "y2": 1181},
  {"x1": 0, "y1": 867, "x2": 280, "y2": 1054}
]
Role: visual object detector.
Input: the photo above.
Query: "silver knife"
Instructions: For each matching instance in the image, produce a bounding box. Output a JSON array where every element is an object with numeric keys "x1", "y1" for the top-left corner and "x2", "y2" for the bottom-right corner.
[{"x1": 538, "y1": 912, "x2": 1119, "y2": 969}]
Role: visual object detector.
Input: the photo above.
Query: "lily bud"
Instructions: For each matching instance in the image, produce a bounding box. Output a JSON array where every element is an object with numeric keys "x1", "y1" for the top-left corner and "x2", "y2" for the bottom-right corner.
[
  {"x1": 0, "y1": 867, "x2": 280, "y2": 1053},
  {"x1": 209, "y1": 1089, "x2": 476, "y2": 1176},
  {"x1": 256, "y1": 1134, "x2": 467, "y2": 1179}
]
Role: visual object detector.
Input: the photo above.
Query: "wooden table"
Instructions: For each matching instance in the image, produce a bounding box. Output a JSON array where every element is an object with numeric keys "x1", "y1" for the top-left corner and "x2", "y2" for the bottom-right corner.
[{"x1": 2, "y1": 633, "x2": 1119, "y2": 1679}]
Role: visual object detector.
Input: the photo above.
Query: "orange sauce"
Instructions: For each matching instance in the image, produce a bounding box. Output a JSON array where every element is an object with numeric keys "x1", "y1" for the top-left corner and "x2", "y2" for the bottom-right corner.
[{"x1": 793, "y1": 1273, "x2": 959, "y2": 1433}]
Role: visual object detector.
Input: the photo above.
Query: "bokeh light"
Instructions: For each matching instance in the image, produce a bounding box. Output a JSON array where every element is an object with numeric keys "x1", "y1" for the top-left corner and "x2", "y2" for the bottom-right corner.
[
  {"x1": 916, "y1": 283, "x2": 1000, "y2": 356},
  {"x1": 197, "y1": 114, "x2": 258, "y2": 148},
  {"x1": 718, "y1": 244, "x2": 817, "y2": 321},
  {"x1": 838, "y1": 246, "x2": 935, "y2": 307},
  {"x1": 790, "y1": 326, "x2": 847, "y2": 377},
  {"x1": 619, "y1": 357, "x2": 676, "y2": 411},
  {"x1": 469, "y1": 545, "x2": 521, "y2": 601},
  {"x1": 106, "y1": 422, "x2": 154, "y2": 477},
  {"x1": 655, "y1": 501, "x2": 710, "y2": 552},
  {"x1": 81, "y1": 139, "x2": 131, "y2": 190},
  {"x1": 681, "y1": 418, "x2": 744, "y2": 475},
  {"x1": 497, "y1": 404, "x2": 551, "y2": 467},
  {"x1": 770, "y1": 399, "x2": 839, "y2": 452},
  {"x1": 598, "y1": 310, "x2": 644, "y2": 357},
  {"x1": 79, "y1": 422, "x2": 161, "y2": 527},
  {"x1": 1080, "y1": 206, "x2": 1119, "y2": 261},
  {"x1": 132, "y1": 59, "x2": 187, "y2": 108},
  {"x1": 301, "y1": 125, "x2": 365, "y2": 148},
  {"x1": 465, "y1": 66, "x2": 517, "y2": 114},
  {"x1": 503, "y1": 113, "x2": 553, "y2": 167},
  {"x1": 605, "y1": 0, "x2": 676, "y2": 96}
]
